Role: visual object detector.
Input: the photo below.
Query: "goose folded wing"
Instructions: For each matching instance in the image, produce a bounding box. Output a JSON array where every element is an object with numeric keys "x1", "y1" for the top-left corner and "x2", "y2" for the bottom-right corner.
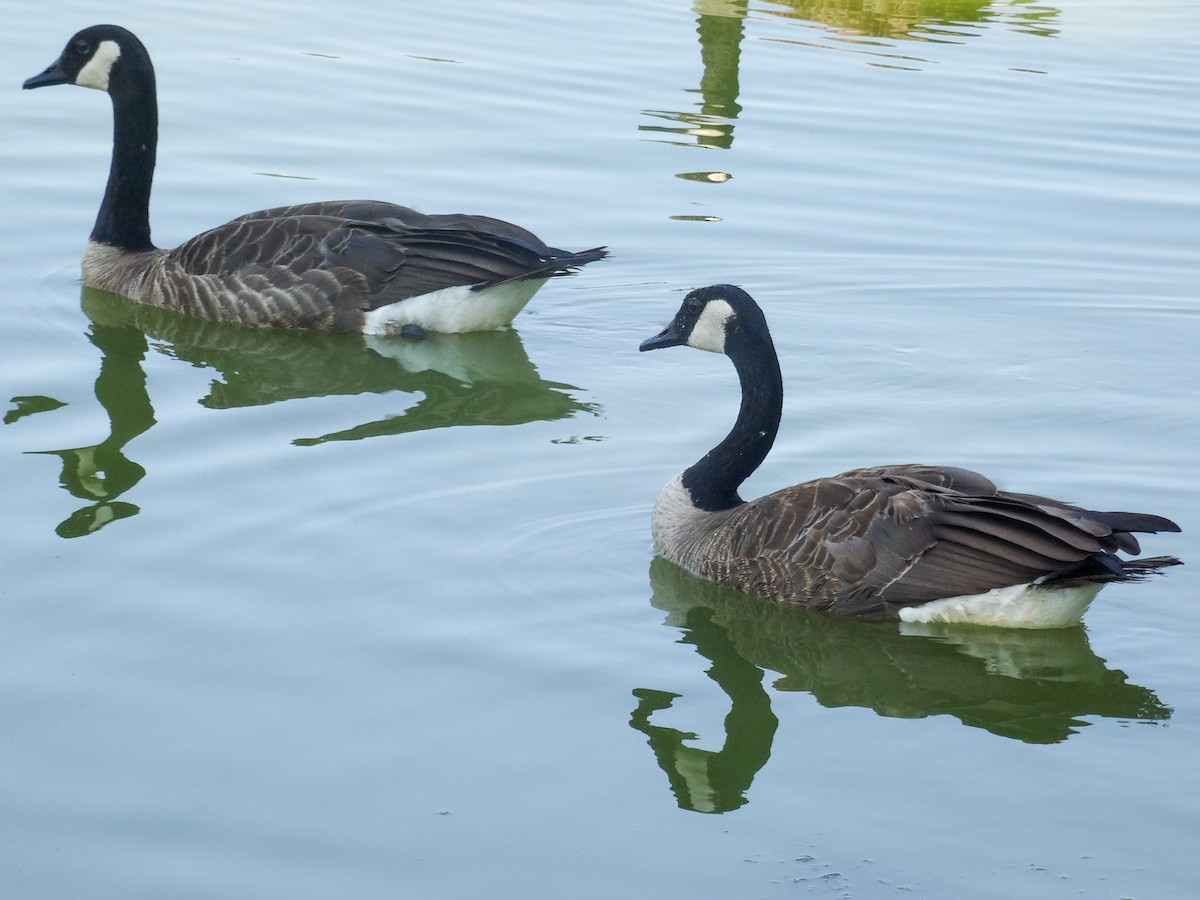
[
  {"x1": 260, "y1": 201, "x2": 569, "y2": 294},
  {"x1": 868, "y1": 494, "x2": 1117, "y2": 609},
  {"x1": 729, "y1": 471, "x2": 1004, "y2": 614},
  {"x1": 166, "y1": 212, "x2": 358, "y2": 278},
  {"x1": 835, "y1": 463, "x2": 999, "y2": 495},
  {"x1": 707, "y1": 477, "x2": 932, "y2": 616},
  {"x1": 711, "y1": 475, "x2": 1136, "y2": 618},
  {"x1": 349, "y1": 225, "x2": 565, "y2": 308},
  {"x1": 165, "y1": 207, "x2": 560, "y2": 311},
  {"x1": 985, "y1": 490, "x2": 1181, "y2": 554},
  {"x1": 235, "y1": 200, "x2": 555, "y2": 252}
]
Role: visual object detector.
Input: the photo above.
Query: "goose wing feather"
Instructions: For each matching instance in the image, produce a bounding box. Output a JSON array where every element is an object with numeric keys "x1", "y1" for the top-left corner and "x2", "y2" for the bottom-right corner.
[
  {"x1": 698, "y1": 468, "x2": 937, "y2": 617},
  {"x1": 162, "y1": 201, "x2": 599, "y2": 321},
  {"x1": 698, "y1": 464, "x2": 1164, "y2": 618}
]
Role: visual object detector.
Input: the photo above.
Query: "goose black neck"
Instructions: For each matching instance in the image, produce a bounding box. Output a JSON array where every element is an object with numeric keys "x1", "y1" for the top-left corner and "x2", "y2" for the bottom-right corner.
[
  {"x1": 683, "y1": 328, "x2": 783, "y2": 512},
  {"x1": 92, "y1": 53, "x2": 157, "y2": 251}
]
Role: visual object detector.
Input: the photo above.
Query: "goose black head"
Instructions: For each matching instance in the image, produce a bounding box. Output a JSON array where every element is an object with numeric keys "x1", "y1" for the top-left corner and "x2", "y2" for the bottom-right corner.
[
  {"x1": 640, "y1": 284, "x2": 766, "y2": 355},
  {"x1": 23, "y1": 25, "x2": 147, "y2": 94}
]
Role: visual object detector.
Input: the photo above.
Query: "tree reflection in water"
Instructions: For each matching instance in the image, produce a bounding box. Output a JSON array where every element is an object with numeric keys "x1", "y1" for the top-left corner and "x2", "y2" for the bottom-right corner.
[{"x1": 639, "y1": 0, "x2": 1061, "y2": 167}]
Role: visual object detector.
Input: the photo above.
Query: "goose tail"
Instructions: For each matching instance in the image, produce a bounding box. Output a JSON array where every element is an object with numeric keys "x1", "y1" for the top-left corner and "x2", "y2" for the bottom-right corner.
[
  {"x1": 545, "y1": 245, "x2": 608, "y2": 274},
  {"x1": 474, "y1": 245, "x2": 608, "y2": 290},
  {"x1": 1046, "y1": 553, "x2": 1183, "y2": 588}
]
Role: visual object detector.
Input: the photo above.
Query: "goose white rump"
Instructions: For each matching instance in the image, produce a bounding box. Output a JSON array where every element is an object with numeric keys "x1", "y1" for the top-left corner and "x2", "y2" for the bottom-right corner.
[{"x1": 362, "y1": 280, "x2": 544, "y2": 335}]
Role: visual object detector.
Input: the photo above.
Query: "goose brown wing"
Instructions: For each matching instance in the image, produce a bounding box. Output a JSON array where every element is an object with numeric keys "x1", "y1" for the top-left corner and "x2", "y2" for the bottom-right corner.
[
  {"x1": 744, "y1": 465, "x2": 1008, "y2": 614},
  {"x1": 835, "y1": 485, "x2": 1169, "y2": 614},
  {"x1": 870, "y1": 495, "x2": 1106, "y2": 609},
  {"x1": 708, "y1": 465, "x2": 1167, "y2": 618},
  {"x1": 165, "y1": 200, "x2": 604, "y2": 314},
  {"x1": 230, "y1": 200, "x2": 556, "y2": 251},
  {"x1": 707, "y1": 472, "x2": 942, "y2": 617},
  {"x1": 835, "y1": 463, "x2": 998, "y2": 494}
]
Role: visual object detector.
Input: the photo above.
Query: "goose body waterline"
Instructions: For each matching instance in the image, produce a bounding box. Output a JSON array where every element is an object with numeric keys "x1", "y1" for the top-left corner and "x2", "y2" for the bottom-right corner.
[
  {"x1": 640, "y1": 284, "x2": 1181, "y2": 628},
  {"x1": 23, "y1": 25, "x2": 606, "y2": 334}
]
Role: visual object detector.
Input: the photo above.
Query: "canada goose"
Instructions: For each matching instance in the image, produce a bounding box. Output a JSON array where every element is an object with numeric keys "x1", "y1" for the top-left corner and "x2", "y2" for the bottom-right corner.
[
  {"x1": 23, "y1": 24, "x2": 606, "y2": 334},
  {"x1": 640, "y1": 284, "x2": 1182, "y2": 627}
]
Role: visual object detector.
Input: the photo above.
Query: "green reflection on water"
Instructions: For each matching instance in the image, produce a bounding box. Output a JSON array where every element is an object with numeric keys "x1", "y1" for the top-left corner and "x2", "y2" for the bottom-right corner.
[
  {"x1": 641, "y1": 2, "x2": 747, "y2": 152},
  {"x1": 641, "y1": 0, "x2": 1060, "y2": 223},
  {"x1": 24, "y1": 316, "x2": 154, "y2": 538},
  {"x1": 15, "y1": 288, "x2": 593, "y2": 537},
  {"x1": 633, "y1": 557, "x2": 1169, "y2": 813},
  {"x1": 760, "y1": 0, "x2": 1060, "y2": 40},
  {"x1": 642, "y1": 0, "x2": 1061, "y2": 166},
  {"x1": 4, "y1": 395, "x2": 67, "y2": 425}
]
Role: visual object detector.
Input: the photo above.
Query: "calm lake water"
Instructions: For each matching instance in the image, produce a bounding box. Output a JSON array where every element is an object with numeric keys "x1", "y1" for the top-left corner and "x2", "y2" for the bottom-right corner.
[{"x1": 3, "y1": 1, "x2": 1198, "y2": 897}]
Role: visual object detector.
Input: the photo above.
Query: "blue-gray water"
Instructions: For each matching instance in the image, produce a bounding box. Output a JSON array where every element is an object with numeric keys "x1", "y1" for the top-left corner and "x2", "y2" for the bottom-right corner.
[{"x1": 3, "y1": 1, "x2": 1198, "y2": 897}]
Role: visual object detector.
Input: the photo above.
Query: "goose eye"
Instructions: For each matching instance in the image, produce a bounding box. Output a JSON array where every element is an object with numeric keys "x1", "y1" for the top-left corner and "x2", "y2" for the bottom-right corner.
[
  {"x1": 685, "y1": 298, "x2": 702, "y2": 315},
  {"x1": 74, "y1": 39, "x2": 91, "y2": 55}
]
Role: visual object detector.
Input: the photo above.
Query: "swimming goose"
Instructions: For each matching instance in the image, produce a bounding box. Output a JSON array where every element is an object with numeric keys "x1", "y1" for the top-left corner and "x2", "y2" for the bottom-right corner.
[
  {"x1": 23, "y1": 24, "x2": 606, "y2": 334},
  {"x1": 640, "y1": 284, "x2": 1182, "y2": 627}
]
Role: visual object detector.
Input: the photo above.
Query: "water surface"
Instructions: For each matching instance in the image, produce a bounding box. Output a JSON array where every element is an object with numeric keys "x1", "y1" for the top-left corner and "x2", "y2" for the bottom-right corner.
[{"x1": 3, "y1": 1, "x2": 1198, "y2": 897}]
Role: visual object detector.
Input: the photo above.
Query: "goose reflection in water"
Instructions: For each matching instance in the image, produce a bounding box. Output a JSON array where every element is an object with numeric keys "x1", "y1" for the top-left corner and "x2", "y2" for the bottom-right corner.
[
  {"x1": 21, "y1": 316, "x2": 153, "y2": 538},
  {"x1": 11, "y1": 287, "x2": 593, "y2": 537},
  {"x1": 631, "y1": 558, "x2": 1169, "y2": 814}
]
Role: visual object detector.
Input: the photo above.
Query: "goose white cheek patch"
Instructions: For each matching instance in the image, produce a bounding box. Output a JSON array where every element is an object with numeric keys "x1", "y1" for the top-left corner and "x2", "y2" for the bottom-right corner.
[
  {"x1": 76, "y1": 40, "x2": 122, "y2": 91},
  {"x1": 688, "y1": 299, "x2": 734, "y2": 353}
]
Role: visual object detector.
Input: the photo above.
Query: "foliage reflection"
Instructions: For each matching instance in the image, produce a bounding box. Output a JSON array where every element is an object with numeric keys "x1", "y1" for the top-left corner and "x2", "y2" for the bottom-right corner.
[
  {"x1": 760, "y1": 0, "x2": 1060, "y2": 41},
  {"x1": 639, "y1": 0, "x2": 1061, "y2": 169}
]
